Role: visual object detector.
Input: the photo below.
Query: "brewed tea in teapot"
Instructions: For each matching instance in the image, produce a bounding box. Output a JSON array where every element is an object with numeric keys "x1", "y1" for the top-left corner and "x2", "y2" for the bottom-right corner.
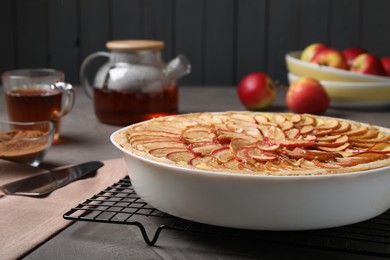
[{"x1": 80, "y1": 40, "x2": 190, "y2": 125}]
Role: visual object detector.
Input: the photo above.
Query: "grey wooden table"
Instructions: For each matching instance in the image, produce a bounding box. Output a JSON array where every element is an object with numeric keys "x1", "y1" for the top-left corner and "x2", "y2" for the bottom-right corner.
[{"x1": 1, "y1": 86, "x2": 390, "y2": 260}]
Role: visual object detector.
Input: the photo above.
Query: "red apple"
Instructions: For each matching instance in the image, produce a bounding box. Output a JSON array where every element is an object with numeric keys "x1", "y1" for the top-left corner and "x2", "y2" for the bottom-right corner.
[
  {"x1": 381, "y1": 57, "x2": 390, "y2": 76},
  {"x1": 311, "y1": 48, "x2": 348, "y2": 70},
  {"x1": 286, "y1": 77, "x2": 330, "y2": 115},
  {"x1": 237, "y1": 72, "x2": 277, "y2": 110},
  {"x1": 342, "y1": 47, "x2": 366, "y2": 66},
  {"x1": 301, "y1": 43, "x2": 328, "y2": 62},
  {"x1": 350, "y1": 53, "x2": 386, "y2": 76}
]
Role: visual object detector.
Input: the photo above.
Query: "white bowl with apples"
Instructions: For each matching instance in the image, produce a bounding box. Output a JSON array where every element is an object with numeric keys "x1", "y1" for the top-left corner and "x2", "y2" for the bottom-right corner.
[{"x1": 286, "y1": 50, "x2": 390, "y2": 83}]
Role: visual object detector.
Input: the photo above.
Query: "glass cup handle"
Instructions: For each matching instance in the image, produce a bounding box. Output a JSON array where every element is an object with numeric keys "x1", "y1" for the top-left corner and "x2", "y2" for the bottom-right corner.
[
  {"x1": 52, "y1": 82, "x2": 75, "y2": 118},
  {"x1": 79, "y1": 51, "x2": 110, "y2": 98}
]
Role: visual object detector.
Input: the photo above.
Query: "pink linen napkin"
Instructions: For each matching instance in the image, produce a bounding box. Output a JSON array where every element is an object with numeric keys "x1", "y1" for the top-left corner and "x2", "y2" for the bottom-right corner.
[{"x1": 0, "y1": 158, "x2": 127, "y2": 260}]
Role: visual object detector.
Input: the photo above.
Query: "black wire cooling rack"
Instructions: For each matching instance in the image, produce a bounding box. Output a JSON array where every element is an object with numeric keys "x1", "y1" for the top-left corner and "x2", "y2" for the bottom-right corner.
[{"x1": 63, "y1": 176, "x2": 390, "y2": 257}]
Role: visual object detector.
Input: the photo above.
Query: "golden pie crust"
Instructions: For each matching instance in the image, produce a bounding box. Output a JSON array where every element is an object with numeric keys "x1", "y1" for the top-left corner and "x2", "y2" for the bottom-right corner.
[{"x1": 114, "y1": 112, "x2": 390, "y2": 176}]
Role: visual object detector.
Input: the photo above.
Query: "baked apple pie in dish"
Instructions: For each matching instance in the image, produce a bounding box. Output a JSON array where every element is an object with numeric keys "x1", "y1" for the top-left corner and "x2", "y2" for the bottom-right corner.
[{"x1": 111, "y1": 112, "x2": 390, "y2": 230}]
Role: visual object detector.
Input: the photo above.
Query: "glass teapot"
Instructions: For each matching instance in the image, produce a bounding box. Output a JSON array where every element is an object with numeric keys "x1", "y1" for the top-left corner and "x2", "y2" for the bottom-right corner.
[{"x1": 80, "y1": 40, "x2": 190, "y2": 125}]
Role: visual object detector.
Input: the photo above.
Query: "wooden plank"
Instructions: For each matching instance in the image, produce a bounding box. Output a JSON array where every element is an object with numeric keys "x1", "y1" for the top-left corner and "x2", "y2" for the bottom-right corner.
[
  {"x1": 175, "y1": 0, "x2": 203, "y2": 85},
  {"x1": 236, "y1": 0, "x2": 267, "y2": 83},
  {"x1": 15, "y1": 0, "x2": 47, "y2": 68},
  {"x1": 47, "y1": 0, "x2": 78, "y2": 84},
  {"x1": 204, "y1": 0, "x2": 235, "y2": 85},
  {"x1": 79, "y1": 0, "x2": 110, "y2": 59},
  {"x1": 361, "y1": 0, "x2": 390, "y2": 56},
  {"x1": 0, "y1": 0, "x2": 15, "y2": 72},
  {"x1": 143, "y1": 0, "x2": 174, "y2": 61},
  {"x1": 329, "y1": 0, "x2": 361, "y2": 50},
  {"x1": 112, "y1": 0, "x2": 142, "y2": 39},
  {"x1": 267, "y1": 0, "x2": 300, "y2": 85},
  {"x1": 79, "y1": 0, "x2": 110, "y2": 87},
  {"x1": 298, "y1": 0, "x2": 330, "y2": 48}
]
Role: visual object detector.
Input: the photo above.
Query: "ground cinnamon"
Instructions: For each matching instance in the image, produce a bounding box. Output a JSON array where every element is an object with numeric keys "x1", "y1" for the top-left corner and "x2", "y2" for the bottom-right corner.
[{"x1": 0, "y1": 129, "x2": 49, "y2": 163}]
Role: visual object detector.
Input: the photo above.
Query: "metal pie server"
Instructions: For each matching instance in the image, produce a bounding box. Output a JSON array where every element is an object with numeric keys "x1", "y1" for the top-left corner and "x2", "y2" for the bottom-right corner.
[{"x1": 0, "y1": 161, "x2": 104, "y2": 196}]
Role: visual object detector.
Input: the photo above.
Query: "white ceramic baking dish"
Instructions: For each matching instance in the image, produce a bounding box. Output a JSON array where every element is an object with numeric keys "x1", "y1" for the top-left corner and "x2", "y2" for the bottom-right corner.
[{"x1": 111, "y1": 126, "x2": 390, "y2": 231}]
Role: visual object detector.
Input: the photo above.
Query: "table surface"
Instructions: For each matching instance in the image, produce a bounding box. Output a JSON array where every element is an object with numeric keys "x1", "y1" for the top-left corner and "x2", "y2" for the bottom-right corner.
[{"x1": 1, "y1": 86, "x2": 390, "y2": 260}]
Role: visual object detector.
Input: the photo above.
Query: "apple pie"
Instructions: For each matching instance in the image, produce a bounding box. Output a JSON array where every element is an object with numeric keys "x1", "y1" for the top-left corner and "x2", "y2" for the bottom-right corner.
[{"x1": 114, "y1": 112, "x2": 390, "y2": 176}]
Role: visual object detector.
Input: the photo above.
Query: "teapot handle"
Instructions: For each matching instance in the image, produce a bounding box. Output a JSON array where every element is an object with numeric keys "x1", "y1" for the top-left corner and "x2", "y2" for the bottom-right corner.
[{"x1": 79, "y1": 51, "x2": 110, "y2": 98}]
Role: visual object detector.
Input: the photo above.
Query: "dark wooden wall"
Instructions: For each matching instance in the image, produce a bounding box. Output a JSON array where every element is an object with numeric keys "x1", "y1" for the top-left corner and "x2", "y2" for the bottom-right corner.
[{"x1": 1, "y1": 0, "x2": 390, "y2": 86}]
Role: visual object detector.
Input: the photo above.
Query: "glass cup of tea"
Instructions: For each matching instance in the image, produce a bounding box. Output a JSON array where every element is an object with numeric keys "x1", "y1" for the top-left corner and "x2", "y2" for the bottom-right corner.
[{"x1": 1, "y1": 69, "x2": 75, "y2": 142}]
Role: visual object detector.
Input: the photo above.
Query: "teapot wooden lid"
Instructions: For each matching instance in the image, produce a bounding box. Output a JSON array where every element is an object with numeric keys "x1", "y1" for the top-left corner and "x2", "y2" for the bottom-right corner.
[{"x1": 106, "y1": 40, "x2": 165, "y2": 51}]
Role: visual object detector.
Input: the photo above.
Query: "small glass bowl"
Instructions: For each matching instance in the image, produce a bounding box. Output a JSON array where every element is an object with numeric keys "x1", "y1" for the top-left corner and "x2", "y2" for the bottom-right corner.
[{"x1": 0, "y1": 120, "x2": 54, "y2": 167}]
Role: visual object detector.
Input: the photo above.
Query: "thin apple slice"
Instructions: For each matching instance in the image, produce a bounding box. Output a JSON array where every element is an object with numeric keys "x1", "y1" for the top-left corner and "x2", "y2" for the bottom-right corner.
[
  {"x1": 257, "y1": 142, "x2": 280, "y2": 151},
  {"x1": 290, "y1": 114, "x2": 301, "y2": 123},
  {"x1": 225, "y1": 123, "x2": 263, "y2": 139},
  {"x1": 316, "y1": 135, "x2": 349, "y2": 147},
  {"x1": 279, "y1": 138, "x2": 316, "y2": 148},
  {"x1": 312, "y1": 129, "x2": 333, "y2": 136},
  {"x1": 246, "y1": 147, "x2": 277, "y2": 161},
  {"x1": 136, "y1": 141, "x2": 186, "y2": 152},
  {"x1": 312, "y1": 160, "x2": 343, "y2": 169},
  {"x1": 280, "y1": 121, "x2": 294, "y2": 131},
  {"x1": 348, "y1": 128, "x2": 379, "y2": 142},
  {"x1": 349, "y1": 152, "x2": 389, "y2": 160},
  {"x1": 351, "y1": 142, "x2": 377, "y2": 148},
  {"x1": 191, "y1": 144, "x2": 223, "y2": 156},
  {"x1": 279, "y1": 156, "x2": 298, "y2": 166},
  {"x1": 332, "y1": 121, "x2": 351, "y2": 134},
  {"x1": 285, "y1": 128, "x2": 300, "y2": 139},
  {"x1": 316, "y1": 119, "x2": 339, "y2": 130},
  {"x1": 212, "y1": 146, "x2": 235, "y2": 163},
  {"x1": 282, "y1": 134, "x2": 316, "y2": 144},
  {"x1": 243, "y1": 126, "x2": 263, "y2": 139},
  {"x1": 230, "y1": 137, "x2": 258, "y2": 151},
  {"x1": 211, "y1": 123, "x2": 230, "y2": 131},
  {"x1": 190, "y1": 155, "x2": 224, "y2": 170},
  {"x1": 305, "y1": 135, "x2": 317, "y2": 141},
  {"x1": 300, "y1": 125, "x2": 314, "y2": 134},
  {"x1": 317, "y1": 135, "x2": 341, "y2": 142},
  {"x1": 217, "y1": 129, "x2": 259, "y2": 144},
  {"x1": 166, "y1": 150, "x2": 195, "y2": 164},
  {"x1": 182, "y1": 129, "x2": 216, "y2": 143},
  {"x1": 133, "y1": 124, "x2": 182, "y2": 134},
  {"x1": 278, "y1": 160, "x2": 298, "y2": 170},
  {"x1": 223, "y1": 158, "x2": 245, "y2": 171},
  {"x1": 207, "y1": 157, "x2": 225, "y2": 169},
  {"x1": 259, "y1": 122, "x2": 278, "y2": 127},
  {"x1": 352, "y1": 133, "x2": 390, "y2": 144},
  {"x1": 130, "y1": 130, "x2": 181, "y2": 139},
  {"x1": 198, "y1": 113, "x2": 224, "y2": 124},
  {"x1": 343, "y1": 152, "x2": 389, "y2": 166},
  {"x1": 343, "y1": 125, "x2": 369, "y2": 136},
  {"x1": 258, "y1": 125, "x2": 285, "y2": 140},
  {"x1": 231, "y1": 113, "x2": 257, "y2": 123},
  {"x1": 317, "y1": 142, "x2": 350, "y2": 152},
  {"x1": 149, "y1": 147, "x2": 187, "y2": 158},
  {"x1": 295, "y1": 115, "x2": 315, "y2": 126},
  {"x1": 279, "y1": 147, "x2": 339, "y2": 161},
  {"x1": 300, "y1": 160, "x2": 317, "y2": 169},
  {"x1": 264, "y1": 161, "x2": 280, "y2": 171},
  {"x1": 130, "y1": 136, "x2": 180, "y2": 146},
  {"x1": 254, "y1": 114, "x2": 269, "y2": 124},
  {"x1": 235, "y1": 147, "x2": 257, "y2": 164},
  {"x1": 365, "y1": 142, "x2": 390, "y2": 153},
  {"x1": 274, "y1": 114, "x2": 286, "y2": 124},
  {"x1": 189, "y1": 156, "x2": 211, "y2": 167},
  {"x1": 335, "y1": 154, "x2": 386, "y2": 167}
]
